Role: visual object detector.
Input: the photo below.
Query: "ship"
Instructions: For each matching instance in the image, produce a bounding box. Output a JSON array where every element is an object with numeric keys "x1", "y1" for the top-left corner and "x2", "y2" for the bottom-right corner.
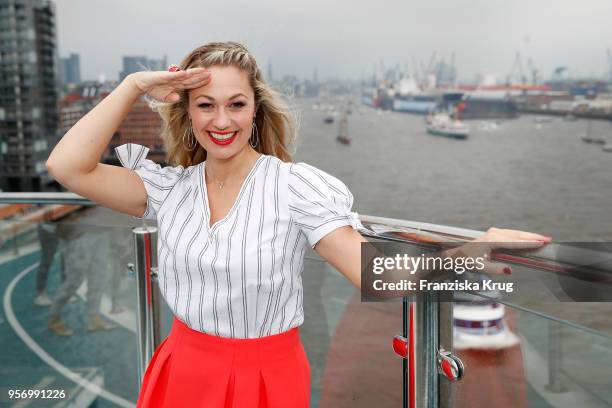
[
  {"x1": 392, "y1": 95, "x2": 437, "y2": 114},
  {"x1": 390, "y1": 77, "x2": 438, "y2": 114},
  {"x1": 453, "y1": 91, "x2": 519, "y2": 119},
  {"x1": 426, "y1": 113, "x2": 469, "y2": 139}
]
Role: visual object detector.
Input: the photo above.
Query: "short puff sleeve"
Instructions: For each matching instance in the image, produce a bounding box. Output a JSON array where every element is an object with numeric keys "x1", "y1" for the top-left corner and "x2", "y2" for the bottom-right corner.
[
  {"x1": 288, "y1": 162, "x2": 364, "y2": 248},
  {"x1": 114, "y1": 143, "x2": 185, "y2": 220}
]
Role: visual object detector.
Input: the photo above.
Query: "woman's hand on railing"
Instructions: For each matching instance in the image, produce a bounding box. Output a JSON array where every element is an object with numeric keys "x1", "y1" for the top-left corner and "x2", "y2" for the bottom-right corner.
[
  {"x1": 454, "y1": 227, "x2": 552, "y2": 275},
  {"x1": 128, "y1": 68, "x2": 211, "y2": 103}
]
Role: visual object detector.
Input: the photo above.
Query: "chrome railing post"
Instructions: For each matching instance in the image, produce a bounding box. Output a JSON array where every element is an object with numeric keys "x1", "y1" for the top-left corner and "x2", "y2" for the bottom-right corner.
[
  {"x1": 438, "y1": 300, "x2": 455, "y2": 407},
  {"x1": 402, "y1": 297, "x2": 408, "y2": 408},
  {"x1": 398, "y1": 293, "x2": 449, "y2": 408},
  {"x1": 132, "y1": 226, "x2": 162, "y2": 383},
  {"x1": 408, "y1": 293, "x2": 457, "y2": 408},
  {"x1": 412, "y1": 293, "x2": 439, "y2": 407},
  {"x1": 546, "y1": 320, "x2": 567, "y2": 393}
]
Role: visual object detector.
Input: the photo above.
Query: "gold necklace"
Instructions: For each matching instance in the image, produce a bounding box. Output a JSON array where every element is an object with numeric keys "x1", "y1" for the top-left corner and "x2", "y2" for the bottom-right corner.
[{"x1": 206, "y1": 166, "x2": 225, "y2": 190}]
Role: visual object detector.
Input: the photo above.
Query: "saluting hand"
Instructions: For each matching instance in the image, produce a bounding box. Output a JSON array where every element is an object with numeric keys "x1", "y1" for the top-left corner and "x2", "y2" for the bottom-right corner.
[{"x1": 128, "y1": 67, "x2": 211, "y2": 103}]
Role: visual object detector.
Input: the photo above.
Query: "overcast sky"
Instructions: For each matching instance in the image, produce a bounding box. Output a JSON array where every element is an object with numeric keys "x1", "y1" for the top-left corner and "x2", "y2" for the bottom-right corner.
[{"x1": 54, "y1": 0, "x2": 612, "y2": 83}]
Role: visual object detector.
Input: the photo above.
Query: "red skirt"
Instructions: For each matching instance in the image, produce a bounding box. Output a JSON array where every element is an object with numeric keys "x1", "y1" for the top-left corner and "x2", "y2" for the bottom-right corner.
[{"x1": 136, "y1": 318, "x2": 311, "y2": 408}]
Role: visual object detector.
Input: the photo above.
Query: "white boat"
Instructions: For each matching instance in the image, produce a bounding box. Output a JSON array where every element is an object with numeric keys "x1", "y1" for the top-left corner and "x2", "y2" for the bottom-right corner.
[{"x1": 426, "y1": 113, "x2": 469, "y2": 139}]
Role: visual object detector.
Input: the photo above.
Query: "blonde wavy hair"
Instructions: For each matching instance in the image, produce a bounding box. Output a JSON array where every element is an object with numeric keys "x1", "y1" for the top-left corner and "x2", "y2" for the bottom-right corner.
[{"x1": 157, "y1": 42, "x2": 296, "y2": 166}]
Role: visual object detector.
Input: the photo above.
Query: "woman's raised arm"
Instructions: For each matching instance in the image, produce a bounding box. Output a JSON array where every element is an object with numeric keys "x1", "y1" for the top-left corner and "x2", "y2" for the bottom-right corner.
[{"x1": 45, "y1": 68, "x2": 209, "y2": 218}]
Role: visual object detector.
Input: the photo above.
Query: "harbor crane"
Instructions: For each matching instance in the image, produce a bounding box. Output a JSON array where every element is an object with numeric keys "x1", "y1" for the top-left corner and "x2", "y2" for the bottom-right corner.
[
  {"x1": 552, "y1": 66, "x2": 568, "y2": 82},
  {"x1": 507, "y1": 52, "x2": 527, "y2": 85}
]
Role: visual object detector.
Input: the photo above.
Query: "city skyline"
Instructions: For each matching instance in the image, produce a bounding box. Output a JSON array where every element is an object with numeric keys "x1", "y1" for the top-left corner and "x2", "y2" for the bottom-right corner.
[{"x1": 55, "y1": 0, "x2": 612, "y2": 83}]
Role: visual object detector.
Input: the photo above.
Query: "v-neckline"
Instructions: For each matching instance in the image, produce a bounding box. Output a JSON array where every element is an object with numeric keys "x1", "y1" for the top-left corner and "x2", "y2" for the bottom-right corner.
[{"x1": 200, "y1": 154, "x2": 266, "y2": 231}]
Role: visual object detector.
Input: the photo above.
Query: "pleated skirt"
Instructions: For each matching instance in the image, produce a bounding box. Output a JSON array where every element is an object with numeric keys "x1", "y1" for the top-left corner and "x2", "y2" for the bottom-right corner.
[{"x1": 136, "y1": 317, "x2": 311, "y2": 408}]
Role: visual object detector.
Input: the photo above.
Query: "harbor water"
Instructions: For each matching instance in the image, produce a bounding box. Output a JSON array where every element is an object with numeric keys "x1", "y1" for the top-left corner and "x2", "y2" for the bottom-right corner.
[{"x1": 294, "y1": 101, "x2": 612, "y2": 241}]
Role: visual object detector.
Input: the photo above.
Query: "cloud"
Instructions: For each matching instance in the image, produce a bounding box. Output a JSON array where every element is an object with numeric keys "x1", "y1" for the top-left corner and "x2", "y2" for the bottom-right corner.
[{"x1": 54, "y1": 0, "x2": 612, "y2": 82}]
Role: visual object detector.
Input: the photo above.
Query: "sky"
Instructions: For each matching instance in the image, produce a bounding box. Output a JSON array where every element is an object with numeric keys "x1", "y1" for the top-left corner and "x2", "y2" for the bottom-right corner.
[{"x1": 54, "y1": 0, "x2": 612, "y2": 83}]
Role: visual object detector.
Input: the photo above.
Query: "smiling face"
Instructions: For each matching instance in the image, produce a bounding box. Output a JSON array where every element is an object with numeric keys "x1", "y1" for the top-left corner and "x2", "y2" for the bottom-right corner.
[{"x1": 187, "y1": 65, "x2": 256, "y2": 160}]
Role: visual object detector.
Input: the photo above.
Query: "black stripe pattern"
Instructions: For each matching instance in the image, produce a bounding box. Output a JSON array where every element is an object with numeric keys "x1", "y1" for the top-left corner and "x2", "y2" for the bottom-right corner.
[{"x1": 115, "y1": 144, "x2": 363, "y2": 338}]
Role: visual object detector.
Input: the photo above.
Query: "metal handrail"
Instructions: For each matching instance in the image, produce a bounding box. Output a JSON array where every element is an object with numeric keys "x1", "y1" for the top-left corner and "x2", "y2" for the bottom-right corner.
[
  {"x1": 358, "y1": 214, "x2": 612, "y2": 280},
  {"x1": 0, "y1": 192, "x2": 91, "y2": 205},
  {"x1": 2, "y1": 194, "x2": 610, "y2": 279}
]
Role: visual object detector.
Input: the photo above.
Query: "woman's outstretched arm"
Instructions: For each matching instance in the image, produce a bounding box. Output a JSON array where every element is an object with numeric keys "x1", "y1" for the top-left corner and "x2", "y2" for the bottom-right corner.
[
  {"x1": 314, "y1": 226, "x2": 367, "y2": 289},
  {"x1": 314, "y1": 225, "x2": 552, "y2": 297}
]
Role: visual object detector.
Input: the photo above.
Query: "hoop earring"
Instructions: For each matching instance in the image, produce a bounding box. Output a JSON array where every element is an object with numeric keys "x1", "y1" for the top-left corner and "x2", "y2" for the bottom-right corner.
[
  {"x1": 183, "y1": 121, "x2": 197, "y2": 151},
  {"x1": 250, "y1": 121, "x2": 259, "y2": 148}
]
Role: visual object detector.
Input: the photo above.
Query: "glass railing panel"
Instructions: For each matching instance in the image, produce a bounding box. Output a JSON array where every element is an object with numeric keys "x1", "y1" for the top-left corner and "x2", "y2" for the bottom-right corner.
[
  {"x1": 1, "y1": 199, "x2": 407, "y2": 407},
  {"x1": 453, "y1": 300, "x2": 612, "y2": 408},
  {"x1": 302, "y1": 254, "x2": 403, "y2": 407},
  {"x1": 357, "y1": 227, "x2": 612, "y2": 407},
  {"x1": 521, "y1": 309, "x2": 612, "y2": 406},
  {"x1": 0, "y1": 203, "x2": 145, "y2": 407},
  {"x1": 449, "y1": 255, "x2": 612, "y2": 408}
]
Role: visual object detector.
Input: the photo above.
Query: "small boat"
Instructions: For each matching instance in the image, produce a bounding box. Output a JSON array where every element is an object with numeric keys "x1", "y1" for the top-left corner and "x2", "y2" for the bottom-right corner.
[
  {"x1": 603, "y1": 143, "x2": 612, "y2": 152},
  {"x1": 426, "y1": 113, "x2": 469, "y2": 139},
  {"x1": 336, "y1": 113, "x2": 350, "y2": 145},
  {"x1": 324, "y1": 116, "x2": 334, "y2": 124}
]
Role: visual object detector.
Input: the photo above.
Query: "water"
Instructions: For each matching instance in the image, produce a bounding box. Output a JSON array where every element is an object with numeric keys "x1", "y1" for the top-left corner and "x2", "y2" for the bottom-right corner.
[{"x1": 293, "y1": 102, "x2": 612, "y2": 241}]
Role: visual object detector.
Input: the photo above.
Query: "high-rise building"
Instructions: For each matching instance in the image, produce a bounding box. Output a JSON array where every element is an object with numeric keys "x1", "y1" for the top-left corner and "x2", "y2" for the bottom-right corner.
[
  {"x1": 59, "y1": 53, "x2": 81, "y2": 84},
  {"x1": 119, "y1": 55, "x2": 167, "y2": 81},
  {"x1": 0, "y1": 0, "x2": 60, "y2": 192}
]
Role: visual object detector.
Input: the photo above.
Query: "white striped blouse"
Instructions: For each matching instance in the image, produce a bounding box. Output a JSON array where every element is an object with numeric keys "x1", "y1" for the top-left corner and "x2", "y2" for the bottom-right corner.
[{"x1": 115, "y1": 143, "x2": 363, "y2": 339}]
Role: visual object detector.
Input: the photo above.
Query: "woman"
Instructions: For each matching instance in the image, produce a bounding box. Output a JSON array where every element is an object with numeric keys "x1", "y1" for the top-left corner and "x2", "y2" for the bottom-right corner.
[{"x1": 46, "y1": 42, "x2": 551, "y2": 407}]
